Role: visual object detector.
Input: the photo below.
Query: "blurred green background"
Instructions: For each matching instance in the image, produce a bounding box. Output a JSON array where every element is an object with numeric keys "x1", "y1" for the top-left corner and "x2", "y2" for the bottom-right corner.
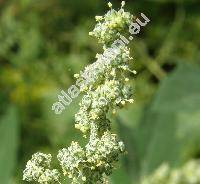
[{"x1": 0, "y1": 0, "x2": 200, "y2": 183}]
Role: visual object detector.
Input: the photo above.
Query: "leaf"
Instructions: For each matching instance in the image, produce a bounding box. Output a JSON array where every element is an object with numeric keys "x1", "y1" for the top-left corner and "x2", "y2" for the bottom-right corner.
[
  {"x1": 116, "y1": 105, "x2": 144, "y2": 183},
  {"x1": 0, "y1": 106, "x2": 19, "y2": 184},
  {"x1": 135, "y1": 63, "x2": 200, "y2": 176}
]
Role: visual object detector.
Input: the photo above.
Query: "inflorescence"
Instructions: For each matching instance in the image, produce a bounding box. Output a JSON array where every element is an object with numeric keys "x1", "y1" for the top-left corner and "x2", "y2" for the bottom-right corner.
[
  {"x1": 23, "y1": 2, "x2": 135, "y2": 183},
  {"x1": 23, "y1": 153, "x2": 60, "y2": 183}
]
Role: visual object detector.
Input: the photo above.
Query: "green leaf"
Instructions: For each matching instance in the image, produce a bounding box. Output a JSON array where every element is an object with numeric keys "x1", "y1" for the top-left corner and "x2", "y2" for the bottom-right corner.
[
  {"x1": 135, "y1": 63, "x2": 200, "y2": 176},
  {"x1": 0, "y1": 106, "x2": 19, "y2": 184},
  {"x1": 116, "y1": 105, "x2": 144, "y2": 183}
]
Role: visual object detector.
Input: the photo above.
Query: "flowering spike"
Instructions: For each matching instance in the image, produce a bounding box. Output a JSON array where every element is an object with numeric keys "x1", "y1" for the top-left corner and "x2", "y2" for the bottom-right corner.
[{"x1": 23, "y1": 1, "x2": 135, "y2": 184}]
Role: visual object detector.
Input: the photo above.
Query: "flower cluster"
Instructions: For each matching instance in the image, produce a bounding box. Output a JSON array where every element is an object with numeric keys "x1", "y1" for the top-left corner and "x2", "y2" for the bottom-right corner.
[
  {"x1": 23, "y1": 2, "x2": 134, "y2": 184},
  {"x1": 23, "y1": 153, "x2": 60, "y2": 183},
  {"x1": 74, "y1": 45, "x2": 134, "y2": 135},
  {"x1": 141, "y1": 160, "x2": 200, "y2": 184},
  {"x1": 89, "y1": 1, "x2": 133, "y2": 46},
  {"x1": 57, "y1": 2, "x2": 134, "y2": 183},
  {"x1": 57, "y1": 142, "x2": 86, "y2": 183}
]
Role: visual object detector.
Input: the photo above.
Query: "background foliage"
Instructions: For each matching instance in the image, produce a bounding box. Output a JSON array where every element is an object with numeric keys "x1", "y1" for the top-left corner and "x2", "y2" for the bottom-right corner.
[{"x1": 0, "y1": 0, "x2": 199, "y2": 183}]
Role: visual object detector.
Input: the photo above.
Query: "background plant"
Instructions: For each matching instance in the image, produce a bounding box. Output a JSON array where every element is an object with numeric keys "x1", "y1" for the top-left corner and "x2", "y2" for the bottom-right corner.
[{"x1": 141, "y1": 159, "x2": 200, "y2": 184}]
